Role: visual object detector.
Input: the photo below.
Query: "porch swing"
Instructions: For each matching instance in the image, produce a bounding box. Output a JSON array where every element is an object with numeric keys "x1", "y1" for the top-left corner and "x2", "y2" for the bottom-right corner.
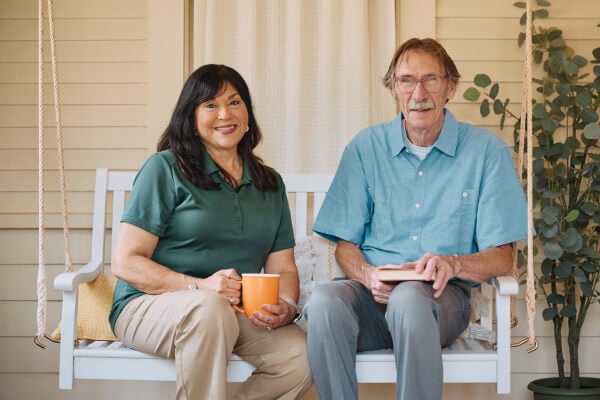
[{"x1": 35, "y1": 0, "x2": 538, "y2": 393}]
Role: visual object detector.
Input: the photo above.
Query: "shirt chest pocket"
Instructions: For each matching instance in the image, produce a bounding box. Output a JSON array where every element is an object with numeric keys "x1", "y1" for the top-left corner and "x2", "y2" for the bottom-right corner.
[{"x1": 446, "y1": 188, "x2": 477, "y2": 245}]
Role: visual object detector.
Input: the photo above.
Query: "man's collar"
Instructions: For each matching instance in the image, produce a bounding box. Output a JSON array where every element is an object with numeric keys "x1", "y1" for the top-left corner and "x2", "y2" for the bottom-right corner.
[{"x1": 391, "y1": 109, "x2": 458, "y2": 158}]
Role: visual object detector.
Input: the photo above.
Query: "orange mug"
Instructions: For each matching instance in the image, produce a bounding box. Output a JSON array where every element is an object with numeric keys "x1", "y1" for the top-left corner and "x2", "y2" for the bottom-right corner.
[{"x1": 232, "y1": 273, "x2": 280, "y2": 317}]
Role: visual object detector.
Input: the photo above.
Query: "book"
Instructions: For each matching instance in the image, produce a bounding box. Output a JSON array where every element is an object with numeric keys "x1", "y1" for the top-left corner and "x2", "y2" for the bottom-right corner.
[{"x1": 375, "y1": 267, "x2": 436, "y2": 282}]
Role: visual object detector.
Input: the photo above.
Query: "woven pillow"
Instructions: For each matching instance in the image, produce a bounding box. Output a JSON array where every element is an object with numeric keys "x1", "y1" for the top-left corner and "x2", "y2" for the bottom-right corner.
[
  {"x1": 50, "y1": 274, "x2": 118, "y2": 342},
  {"x1": 294, "y1": 235, "x2": 346, "y2": 330}
]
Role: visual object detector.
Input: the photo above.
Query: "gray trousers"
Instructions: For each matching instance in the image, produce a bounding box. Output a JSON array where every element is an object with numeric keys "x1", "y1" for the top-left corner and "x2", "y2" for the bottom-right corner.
[{"x1": 303, "y1": 279, "x2": 471, "y2": 400}]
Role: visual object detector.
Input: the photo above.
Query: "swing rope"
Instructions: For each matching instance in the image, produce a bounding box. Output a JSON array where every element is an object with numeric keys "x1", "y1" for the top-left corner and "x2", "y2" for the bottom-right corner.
[
  {"x1": 511, "y1": 0, "x2": 538, "y2": 353},
  {"x1": 35, "y1": 0, "x2": 73, "y2": 349}
]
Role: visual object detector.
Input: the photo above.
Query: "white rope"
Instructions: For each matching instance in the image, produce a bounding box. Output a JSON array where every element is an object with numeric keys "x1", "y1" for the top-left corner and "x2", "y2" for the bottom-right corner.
[
  {"x1": 35, "y1": 0, "x2": 47, "y2": 347},
  {"x1": 47, "y1": 0, "x2": 73, "y2": 272},
  {"x1": 512, "y1": 0, "x2": 537, "y2": 351},
  {"x1": 35, "y1": 0, "x2": 73, "y2": 348}
]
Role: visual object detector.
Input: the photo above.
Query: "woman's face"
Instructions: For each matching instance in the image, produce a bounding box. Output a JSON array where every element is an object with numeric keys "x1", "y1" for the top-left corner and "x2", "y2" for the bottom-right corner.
[{"x1": 195, "y1": 82, "x2": 249, "y2": 155}]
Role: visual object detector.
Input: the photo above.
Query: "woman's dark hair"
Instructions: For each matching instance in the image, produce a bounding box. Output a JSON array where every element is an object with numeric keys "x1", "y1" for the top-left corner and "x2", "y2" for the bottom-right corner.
[{"x1": 157, "y1": 64, "x2": 278, "y2": 191}]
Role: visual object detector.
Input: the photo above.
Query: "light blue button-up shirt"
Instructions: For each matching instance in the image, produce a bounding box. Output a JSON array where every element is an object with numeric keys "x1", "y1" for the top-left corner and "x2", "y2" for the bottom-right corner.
[{"x1": 313, "y1": 110, "x2": 528, "y2": 267}]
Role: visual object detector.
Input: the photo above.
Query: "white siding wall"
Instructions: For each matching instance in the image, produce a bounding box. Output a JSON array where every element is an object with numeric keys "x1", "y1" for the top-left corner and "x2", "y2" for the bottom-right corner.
[{"x1": 1, "y1": 0, "x2": 598, "y2": 399}]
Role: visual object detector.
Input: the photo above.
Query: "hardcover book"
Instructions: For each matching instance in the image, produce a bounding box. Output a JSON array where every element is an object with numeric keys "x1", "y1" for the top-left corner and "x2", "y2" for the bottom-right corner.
[{"x1": 376, "y1": 267, "x2": 436, "y2": 282}]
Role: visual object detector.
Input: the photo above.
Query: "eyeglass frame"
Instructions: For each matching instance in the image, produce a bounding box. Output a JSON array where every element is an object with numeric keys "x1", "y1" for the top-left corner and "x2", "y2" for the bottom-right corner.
[{"x1": 393, "y1": 74, "x2": 448, "y2": 93}]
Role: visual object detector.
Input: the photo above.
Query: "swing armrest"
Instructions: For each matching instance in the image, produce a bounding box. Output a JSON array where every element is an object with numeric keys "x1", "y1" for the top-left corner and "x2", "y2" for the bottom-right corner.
[
  {"x1": 489, "y1": 275, "x2": 519, "y2": 296},
  {"x1": 54, "y1": 258, "x2": 103, "y2": 292}
]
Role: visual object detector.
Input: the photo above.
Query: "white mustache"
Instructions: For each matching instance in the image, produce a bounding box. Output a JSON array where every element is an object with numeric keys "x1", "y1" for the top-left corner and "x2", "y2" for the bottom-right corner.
[{"x1": 408, "y1": 101, "x2": 434, "y2": 111}]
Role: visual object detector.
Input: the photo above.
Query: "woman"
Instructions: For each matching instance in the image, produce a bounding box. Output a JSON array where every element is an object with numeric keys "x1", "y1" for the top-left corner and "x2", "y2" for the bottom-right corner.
[{"x1": 109, "y1": 64, "x2": 312, "y2": 400}]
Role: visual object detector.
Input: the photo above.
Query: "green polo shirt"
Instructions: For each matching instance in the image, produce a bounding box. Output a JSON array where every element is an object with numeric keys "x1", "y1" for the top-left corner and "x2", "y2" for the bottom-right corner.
[{"x1": 109, "y1": 150, "x2": 295, "y2": 329}]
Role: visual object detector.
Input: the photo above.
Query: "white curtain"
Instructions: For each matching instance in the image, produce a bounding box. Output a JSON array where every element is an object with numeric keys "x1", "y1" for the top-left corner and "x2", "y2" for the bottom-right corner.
[{"x1": 193, "y1": 0, "x2": 397, "y2": 174}]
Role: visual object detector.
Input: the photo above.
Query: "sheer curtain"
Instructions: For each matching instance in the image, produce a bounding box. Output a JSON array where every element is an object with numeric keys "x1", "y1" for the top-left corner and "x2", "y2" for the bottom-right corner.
[{"x1": 193, "y1": 0, "x2": 397, "y2": 173}]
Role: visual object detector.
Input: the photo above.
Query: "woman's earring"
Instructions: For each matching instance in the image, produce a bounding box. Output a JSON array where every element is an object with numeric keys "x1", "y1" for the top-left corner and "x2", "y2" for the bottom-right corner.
[{"x1": 245, "y1": 126, "x2": 249, "y2": 132}]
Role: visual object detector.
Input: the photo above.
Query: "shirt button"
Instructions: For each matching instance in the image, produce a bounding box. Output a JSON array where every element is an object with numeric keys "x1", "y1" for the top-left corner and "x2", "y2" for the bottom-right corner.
[
  {"x1": 463, "y1": 192, "x2": 468, "y2": 198},
  {"x1": 412, "y1": 235, "x2": 418, "y2": 241},
  {"x1": 415, "y1": 203, "x2": 421, "y2": 209},
  {"x1": 418, "y1": 171, "x2": 424, "y2": 176}
]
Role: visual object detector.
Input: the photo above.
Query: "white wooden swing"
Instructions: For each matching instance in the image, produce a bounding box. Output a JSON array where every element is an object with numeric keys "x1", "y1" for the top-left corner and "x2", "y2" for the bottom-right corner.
[{"x1": 35, "y1": 0, "x2": 539, "y2": 395}]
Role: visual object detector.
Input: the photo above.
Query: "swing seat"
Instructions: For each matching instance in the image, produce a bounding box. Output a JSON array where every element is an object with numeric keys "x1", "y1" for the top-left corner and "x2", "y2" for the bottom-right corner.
[{"x1": 54, "y1": 168, "x2": 518, "y2": 393}]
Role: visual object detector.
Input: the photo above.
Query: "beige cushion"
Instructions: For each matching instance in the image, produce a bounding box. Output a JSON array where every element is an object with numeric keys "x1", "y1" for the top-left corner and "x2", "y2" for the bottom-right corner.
[{"x1": 50, "y1": 275, "x2": 118, "y2": 342}]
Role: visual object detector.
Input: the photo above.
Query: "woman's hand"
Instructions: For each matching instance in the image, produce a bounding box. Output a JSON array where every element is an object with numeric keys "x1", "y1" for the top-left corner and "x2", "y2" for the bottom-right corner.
[
  {"x1": 196, "y1": 268, "x2": 242, "y2": 304},
  {"x1": 248, "y1": 298, "x2": 297, "y2": 330}
]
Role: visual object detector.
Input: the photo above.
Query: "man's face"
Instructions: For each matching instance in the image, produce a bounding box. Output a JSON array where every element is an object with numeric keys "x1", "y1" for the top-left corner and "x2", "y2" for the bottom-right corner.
[{"x1": 393, "y1": 49, "x2": 456, "y2": 140}]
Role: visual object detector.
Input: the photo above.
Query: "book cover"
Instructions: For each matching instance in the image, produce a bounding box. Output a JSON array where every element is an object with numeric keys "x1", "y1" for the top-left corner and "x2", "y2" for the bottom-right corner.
[{"x1": 375, "y1": 267, "x2": 436, "y2": 282}]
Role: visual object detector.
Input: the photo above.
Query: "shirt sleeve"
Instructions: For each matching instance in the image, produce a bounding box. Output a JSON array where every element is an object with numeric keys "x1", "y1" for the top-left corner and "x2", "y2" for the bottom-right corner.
[
  {"x1": 475, "y1": 143, "x2": 529, "y2": 250},
  {"x1": 121, "y1": 153, "x2": 176, "y2": 237},
  {"x1": 312, "y1": 139, "x2": 372, "y2": 244}
]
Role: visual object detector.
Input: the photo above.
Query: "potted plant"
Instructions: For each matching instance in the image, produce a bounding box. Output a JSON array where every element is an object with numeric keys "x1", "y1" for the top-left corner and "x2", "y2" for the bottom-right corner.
[{"x1": 462, "y1": 1, "x2": 600, "y2": 397}]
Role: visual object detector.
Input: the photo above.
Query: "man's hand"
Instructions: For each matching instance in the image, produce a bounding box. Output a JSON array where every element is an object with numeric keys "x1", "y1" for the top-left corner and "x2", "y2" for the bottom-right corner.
[
  {"x1": 412, "y1": 253, "x2": 458, "y2": 298},
  {"x1": 366, "y1": 264, "x2": 398, "y2": 304}
]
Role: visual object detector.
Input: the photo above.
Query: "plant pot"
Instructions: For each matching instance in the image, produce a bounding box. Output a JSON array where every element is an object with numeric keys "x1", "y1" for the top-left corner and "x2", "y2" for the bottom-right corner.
[{"x1": 528, "y1": 377, "x2": 600, "y2": 399}]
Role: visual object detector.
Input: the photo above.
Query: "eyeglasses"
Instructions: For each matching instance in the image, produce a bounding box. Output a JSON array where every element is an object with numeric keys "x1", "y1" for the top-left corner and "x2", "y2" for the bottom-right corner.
[{"x1": 394, "y1": 75, "x2": 447, "y2": 93}]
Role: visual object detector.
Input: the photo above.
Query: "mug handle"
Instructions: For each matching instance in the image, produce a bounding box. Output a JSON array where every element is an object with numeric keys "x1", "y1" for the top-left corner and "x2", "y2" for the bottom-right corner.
[{"x1": 232, "y1": 281, "x2": 244, "y2": 313}]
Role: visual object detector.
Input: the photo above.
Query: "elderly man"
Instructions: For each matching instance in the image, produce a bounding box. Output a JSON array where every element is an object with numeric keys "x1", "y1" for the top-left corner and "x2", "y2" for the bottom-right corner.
[{"x1": 304, "y1": 38, "x2": 528, "y2": 400}]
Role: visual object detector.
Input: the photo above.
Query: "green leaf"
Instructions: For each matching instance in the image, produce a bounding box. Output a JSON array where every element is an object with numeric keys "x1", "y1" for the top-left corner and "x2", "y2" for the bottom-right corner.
[
  {"x1": 541, "y1": 223, "x2": 559, "y2": 238},
  {"x1": 559, "y1": 304, "x2": 577, "y2": 318},
  {"x1": 547, "y1": 29, "x2": 563, "y2": 41},
  {"x1": 565, "y1": 209, "x2": 580, "y2": 222},
  {"x1": 580, "y1": 202, "x2": 599, "y2": 214},
  {"x1": 513, "y1": 1, "x2": 526, "y2": 8},
  {"x1": 581, "y1": 262, "x2": 598, "y2": 273},
  {"x1": 480, "y1": 99, "x2": 490, "y2": 117},
  {"x1": 594, "y1": 76, "x2": 600, "y2": 91},
  {"x1": 563, "y1": 60, "x2": 579, "y2": 76},
  {"x1": 542, "y1": 307, "x2": 557, "y2": 321},
  {"x1": 532, "y1": 103, "x2": 549, "y2": 118},
  {"x1": 583, "y1": 123, "x2": 600, "y2": 140},
  {"x1": 489, "y1": 83, "x2": 499, "y2": 99},
  {"x1": 520, "y1": 12, "x2": 527, "y2": 26},
  {"x1": 547, "y1": 293, "x2": 564, "y2": 304},
  {"x1": 541, "y1": 258, "x2": 554, "y2": 276},
  {"x1": 463, "y1": 87, "x2": 480, "y2": 102},
  {"x1": 556, "y1": 259, "x2": 575, "y2": 277},
  {"x1": 518, "y1": 32, "x2": 526, "y2": 47},
  {"x1": 541, "y1": 118, "x2": 558, "y2": 133},
  {"x1": 593, "y1": 47, "x2": 600, "y2": 61},
  {"x1": 580, "y1": 281, "x2": 593, "y2": 297},
  {"x1": 533, "y1": 9, "x2": 549, "y2": 19},
  {"x1": 574, "y1": 268, "x2": 588, "y2": 283},
  {"x1": 542, "y1": 206, "x2": 561, "y2": 224},
  {"x1": 537, "y1": 0, "x2": 551, "y2": 7},
  {"x1": 573, "y1": 55, "x2": 587, "y2": 67},
  {"x1": 493, "y1": 99, "x2": 504, "y2": 115},
  {"x1": 474, "y1": 74, "x2": 492, "y2": 88},
  {"x1": 544, "y1": 241, "x2": 563, "y2": 260},
  {"x1": 576, "y1": 91, "x2": 592, "y2": 107},
  {"x1": 555, "y1": 83, "x2": 570, "y2": 95},
  {"x1": 581, "y1": 108, "x2": 599, "y2": 124},
  {"x1": 561, "y1": 227, "x2": 583, "y2": 253},
  {"x1": 534, "y1": 49, "x2": 544, "y2": 64}
]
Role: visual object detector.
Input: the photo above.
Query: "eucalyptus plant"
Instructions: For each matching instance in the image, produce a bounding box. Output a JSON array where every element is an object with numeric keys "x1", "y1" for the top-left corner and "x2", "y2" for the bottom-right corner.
[{"x1": 462, "y1": 1, "x2": 600, "y2": 389}]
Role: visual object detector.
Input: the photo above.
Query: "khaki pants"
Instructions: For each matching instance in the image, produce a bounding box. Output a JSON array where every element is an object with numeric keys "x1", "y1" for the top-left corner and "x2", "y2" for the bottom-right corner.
[{"x1": 114, "y1": 290, "x2": 313, "y2": 400}]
